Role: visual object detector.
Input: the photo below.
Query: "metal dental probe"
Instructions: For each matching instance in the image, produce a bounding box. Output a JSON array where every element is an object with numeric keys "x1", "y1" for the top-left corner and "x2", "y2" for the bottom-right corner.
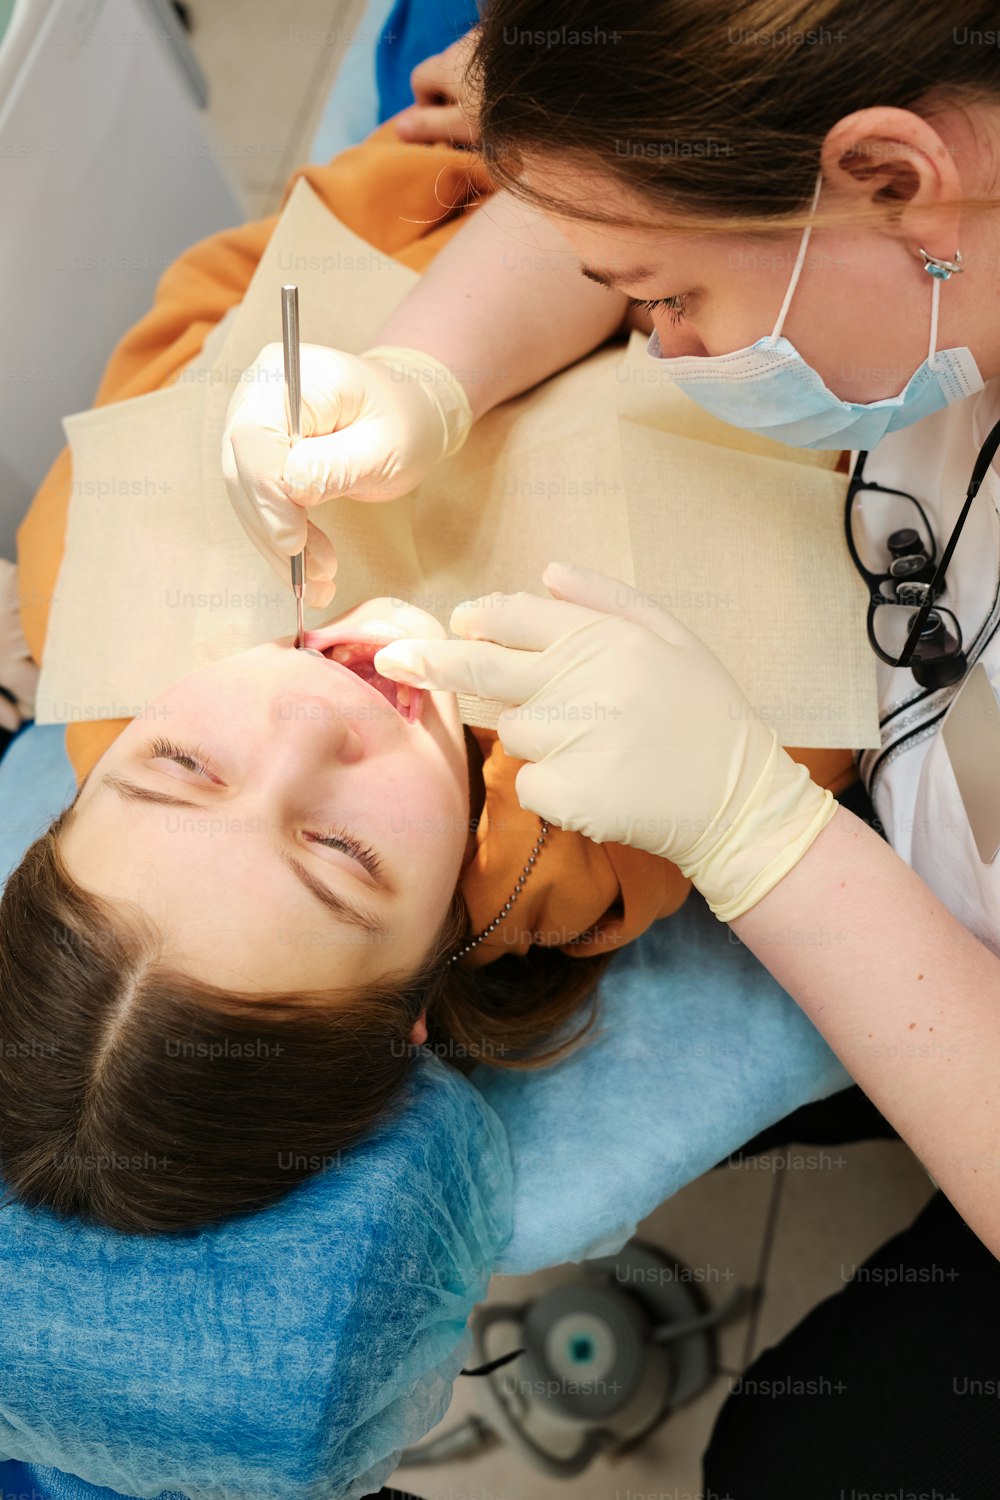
[{"x1": 281, "y1": 284, "x2": 320, "y2": 653}]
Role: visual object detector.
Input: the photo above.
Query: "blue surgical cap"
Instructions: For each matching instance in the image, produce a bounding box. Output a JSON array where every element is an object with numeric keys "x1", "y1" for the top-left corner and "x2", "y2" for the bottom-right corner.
[{"x1": 0, "y1": 1052, "x2": 513, "y2": 1500}]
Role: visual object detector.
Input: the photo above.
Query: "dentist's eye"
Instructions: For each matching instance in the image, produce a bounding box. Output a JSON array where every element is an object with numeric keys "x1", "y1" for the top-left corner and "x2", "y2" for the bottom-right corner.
[
  {"x1": 148, "y1": 736, "x2": 215, "y2": 778},
  {"x1": 307, "y1": 829, "x2": 384, "y2": 883},
  {"x1": 630, "y1": 293, "x2": 688, "y2": 326}
]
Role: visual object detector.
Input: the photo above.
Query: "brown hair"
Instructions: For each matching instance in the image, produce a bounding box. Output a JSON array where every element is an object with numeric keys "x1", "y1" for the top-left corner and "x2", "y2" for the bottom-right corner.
[
  {"x1": 469, "y1": 0, "x2": 1000, "y2": 233},
  {"x1": 0, "y1": 802, "x2": 613, "y2": 1235}
]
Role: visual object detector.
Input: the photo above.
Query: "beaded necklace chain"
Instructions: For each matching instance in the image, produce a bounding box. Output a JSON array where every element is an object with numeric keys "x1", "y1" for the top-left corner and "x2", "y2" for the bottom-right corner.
[{"x1": 449, "y1": 818, "x2": 550, "y2": 964}]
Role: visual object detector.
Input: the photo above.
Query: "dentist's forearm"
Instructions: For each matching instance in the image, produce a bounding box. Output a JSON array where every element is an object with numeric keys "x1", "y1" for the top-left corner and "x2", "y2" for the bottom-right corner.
[
  {"x1": 730, "y1": 805, "x2": 1000, "y2": 1256},
  {"x1": 371, "y1": 187, "x2": 633, "y2": 422}
]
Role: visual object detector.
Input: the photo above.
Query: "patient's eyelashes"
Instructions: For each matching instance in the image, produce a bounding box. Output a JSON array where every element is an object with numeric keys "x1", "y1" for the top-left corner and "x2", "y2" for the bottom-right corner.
[
  {"x1": 148, "y1": 736, "x2": 216, "y2": 780},
  {"x1": 306, "y1": 830, "x2": 384, "y2": 883}
]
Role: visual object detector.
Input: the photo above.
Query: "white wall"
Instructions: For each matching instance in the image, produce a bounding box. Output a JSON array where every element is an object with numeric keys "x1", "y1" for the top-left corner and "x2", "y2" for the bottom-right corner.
[{"x1": 0, "y1": 0, "x2": 244, "y2": 560}]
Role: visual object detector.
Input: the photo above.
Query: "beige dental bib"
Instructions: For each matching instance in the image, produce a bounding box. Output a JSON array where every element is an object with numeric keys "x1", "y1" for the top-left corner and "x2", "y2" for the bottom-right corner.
[{"x1": 35, "y1": 179, "x2": 878, "y2": 750}]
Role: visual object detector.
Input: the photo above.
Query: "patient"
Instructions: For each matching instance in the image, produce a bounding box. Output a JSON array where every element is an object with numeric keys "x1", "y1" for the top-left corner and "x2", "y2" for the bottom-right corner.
[{"x1": 0, "y1": 575, "x2": 702, "y2": 1236}]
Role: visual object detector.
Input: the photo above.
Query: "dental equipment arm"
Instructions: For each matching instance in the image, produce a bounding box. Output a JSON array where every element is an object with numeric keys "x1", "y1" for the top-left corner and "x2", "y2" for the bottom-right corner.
[{"x1": 375, "y1": 560, "x2": 1000, "y2": 1258}]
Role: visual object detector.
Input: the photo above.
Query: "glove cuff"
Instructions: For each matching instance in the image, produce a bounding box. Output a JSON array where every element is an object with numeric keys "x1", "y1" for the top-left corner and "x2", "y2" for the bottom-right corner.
[
  {"x1": 361, "y1": 345, "x2": 473, "y2": 460},
  {"x1": 678, "y1": 733, "x2": 839, "y2": 921}
]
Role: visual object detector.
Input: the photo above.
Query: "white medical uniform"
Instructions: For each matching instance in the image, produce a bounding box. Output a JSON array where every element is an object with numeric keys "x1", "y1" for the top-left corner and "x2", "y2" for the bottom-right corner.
[{"x1": 855, "y1": 376, "x2": 1000, "y2": 954}]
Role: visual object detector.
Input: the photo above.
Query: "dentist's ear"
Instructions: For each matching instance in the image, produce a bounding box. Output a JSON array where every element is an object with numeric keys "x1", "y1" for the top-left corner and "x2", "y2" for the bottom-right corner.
[{"x1": 819, "y1": 106, "x2": 963, "y2": 259}]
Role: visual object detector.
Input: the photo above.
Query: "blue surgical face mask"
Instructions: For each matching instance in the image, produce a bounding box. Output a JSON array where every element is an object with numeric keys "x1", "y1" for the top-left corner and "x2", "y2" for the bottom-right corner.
[{"x1": 645, "y1": 169, "x2": 983, "y2": 451}]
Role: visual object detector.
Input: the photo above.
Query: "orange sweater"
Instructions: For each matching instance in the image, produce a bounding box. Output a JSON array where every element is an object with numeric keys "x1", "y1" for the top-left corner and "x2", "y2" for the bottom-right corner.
[{"x1": 16, "y1": 121, "x2": 856, "y2": 968}]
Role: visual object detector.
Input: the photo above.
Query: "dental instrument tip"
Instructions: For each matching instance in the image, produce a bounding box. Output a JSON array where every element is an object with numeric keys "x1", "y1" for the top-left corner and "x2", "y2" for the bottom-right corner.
[{"x1": 290, "y1": 549, "x2": 305, "y2": 647}]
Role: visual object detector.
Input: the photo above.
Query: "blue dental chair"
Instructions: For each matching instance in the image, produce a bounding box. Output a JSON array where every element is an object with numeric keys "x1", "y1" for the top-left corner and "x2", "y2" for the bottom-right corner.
[{"x1": 0, "y1": 720, "x2": 851, "y2": 1500}]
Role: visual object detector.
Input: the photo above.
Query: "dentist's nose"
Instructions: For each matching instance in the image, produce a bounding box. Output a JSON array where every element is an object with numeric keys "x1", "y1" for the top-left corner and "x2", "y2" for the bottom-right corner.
[{"x1": 652, "y1": 317, "x2": 707, "y2": 359}]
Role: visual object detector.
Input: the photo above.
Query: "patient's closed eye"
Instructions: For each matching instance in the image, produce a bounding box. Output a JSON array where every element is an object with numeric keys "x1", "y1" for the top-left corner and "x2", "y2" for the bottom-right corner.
[
  {"x1": 149, "y1": 735, "x2": 217, "y2": 779},
  {"x1": 305, "y1": 831, "x2": 384, "y2": 880},
  {"x1": 145, "y1": 736, "x2": 385, "y2": 882}
]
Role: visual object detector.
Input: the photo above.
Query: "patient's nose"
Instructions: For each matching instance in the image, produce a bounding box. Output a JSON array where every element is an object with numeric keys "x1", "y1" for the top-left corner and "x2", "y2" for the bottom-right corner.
[{"x1": 273, "y1": 692, "x2": 365, "y2": 764}]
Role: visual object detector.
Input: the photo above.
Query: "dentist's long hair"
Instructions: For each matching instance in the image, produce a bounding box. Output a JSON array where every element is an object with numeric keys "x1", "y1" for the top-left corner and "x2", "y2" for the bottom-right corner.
[{"x1": 470, "y1": 0, "x2": 1000, "y2": 233}]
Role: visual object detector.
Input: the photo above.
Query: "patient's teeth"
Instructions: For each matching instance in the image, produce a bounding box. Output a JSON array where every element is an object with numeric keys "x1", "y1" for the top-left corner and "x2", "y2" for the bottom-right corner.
[
  {"x1": 396, "y1": 683, "x2": 411, "y2": 715},
  {"x1": 331, "y1": 645, "x2": 351, "y2": 663}
]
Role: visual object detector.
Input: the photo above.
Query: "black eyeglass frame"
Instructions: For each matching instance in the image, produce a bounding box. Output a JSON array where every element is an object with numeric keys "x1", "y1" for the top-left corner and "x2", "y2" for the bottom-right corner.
[{"x1": 844, "y1": 414, "x2": 1000, "y2": 677}]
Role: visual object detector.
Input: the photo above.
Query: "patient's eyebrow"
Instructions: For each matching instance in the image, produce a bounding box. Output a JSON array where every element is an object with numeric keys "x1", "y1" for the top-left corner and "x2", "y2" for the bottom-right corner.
[
  {"x1": 580, "y1": 263, "x2": 657, "y2": 289},
  {"x1": 96, "y1": 773, "x2": 389, "y2": 938},
  {"x1": 100, "y1": 774, "x2": 204, "y2": 812},
  {"x1": 281, "y1": 852, "x2": 389, "y2": 939}
]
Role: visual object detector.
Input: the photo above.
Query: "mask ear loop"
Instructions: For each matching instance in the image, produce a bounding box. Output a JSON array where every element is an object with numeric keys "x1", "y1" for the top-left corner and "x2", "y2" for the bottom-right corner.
[
  {"x1": 766, "y1": 169, "x2": 951, "y2": 369},
  {"x1": 922, "y1": 248, "x2": 964, "y2": 372},
  {"x1": 927, "y1": 274, "x2": 942, "y2": 373},
  {"x1": 769, "y1": 168, "x2": 825, "y2": 343}
]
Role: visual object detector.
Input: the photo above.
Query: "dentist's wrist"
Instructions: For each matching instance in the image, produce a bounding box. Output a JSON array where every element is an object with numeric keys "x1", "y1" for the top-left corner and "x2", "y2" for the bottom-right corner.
[
  {"x1": 676, "y1": 734, "x2": 839, "y2": 922},
  {"x1": 361, "y1": 344, "x2": 474, "y2": 458}
]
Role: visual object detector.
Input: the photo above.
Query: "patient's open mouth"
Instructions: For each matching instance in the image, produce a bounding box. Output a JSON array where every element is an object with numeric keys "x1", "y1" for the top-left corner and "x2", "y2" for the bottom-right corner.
[{"x1": 318, "y1": 641, "x2": 425, "y2": 725}]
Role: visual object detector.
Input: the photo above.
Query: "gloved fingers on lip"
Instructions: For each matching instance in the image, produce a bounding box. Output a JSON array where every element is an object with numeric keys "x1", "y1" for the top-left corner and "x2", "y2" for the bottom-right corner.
[{"x1": 317, "y1": 643, "x2": 425, "y2": 724}]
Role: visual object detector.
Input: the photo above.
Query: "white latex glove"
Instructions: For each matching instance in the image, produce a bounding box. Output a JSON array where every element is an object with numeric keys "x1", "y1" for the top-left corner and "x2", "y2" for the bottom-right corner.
[
  {"x1": 0, "y1": 559, "x2": 39, "y2": 734},
  {"x1": 221, "y1": 343, "x2": 473, "y2": 610},
  {"x1": 374, "y1": 561, "x2": 838, "y2": 921}
]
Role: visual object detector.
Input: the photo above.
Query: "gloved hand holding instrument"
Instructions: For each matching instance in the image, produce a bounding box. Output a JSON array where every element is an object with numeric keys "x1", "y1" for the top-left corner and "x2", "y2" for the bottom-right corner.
[
  {"x1": 221, "y1": 339, "x2": 473, "y2": 611},
  {"x1": 373, "y1": 561, "x2": 839, "y2": 921}
]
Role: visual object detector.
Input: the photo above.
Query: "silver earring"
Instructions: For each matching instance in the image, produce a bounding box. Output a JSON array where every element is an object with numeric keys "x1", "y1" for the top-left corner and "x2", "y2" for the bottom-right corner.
[{"x1": 918, "y1": 247, "x2": 964, "y2": 281}]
